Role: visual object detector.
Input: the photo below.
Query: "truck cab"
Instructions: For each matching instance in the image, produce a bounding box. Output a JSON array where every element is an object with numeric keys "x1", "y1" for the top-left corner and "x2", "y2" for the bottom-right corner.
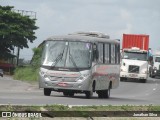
[
  {"x1": 149, "y1": 55, "x2": 160, "y2": 78},
  {"x1": 120, "y1": 47, "x2": 148, "y2": 83}
]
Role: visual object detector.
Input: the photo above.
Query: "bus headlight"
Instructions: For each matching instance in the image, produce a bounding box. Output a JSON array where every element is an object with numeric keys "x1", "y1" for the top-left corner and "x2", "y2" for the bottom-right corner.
[
  {"x1": 40, "y1": 70, "x2": 50, "y2": 81},
  {"x1": 40, "y1": 71, "x2": 45, "y2": 77},
  {"x1": 76, "y1": 74, "x2": 90, "y2": 82}
]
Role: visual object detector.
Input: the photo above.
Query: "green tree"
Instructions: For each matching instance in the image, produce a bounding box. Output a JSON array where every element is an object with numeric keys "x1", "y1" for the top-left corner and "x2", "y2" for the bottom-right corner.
[{"x1": 0, "y1": 5, "x2": 38, "y2": 59}]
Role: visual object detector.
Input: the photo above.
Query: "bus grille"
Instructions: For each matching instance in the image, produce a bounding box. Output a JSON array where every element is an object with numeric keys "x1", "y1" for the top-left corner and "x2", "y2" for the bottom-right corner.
[
  {"x1": 128, "y1": 65, "x2": 139, "y2": 73},
  {"x1": 49, "y1": 76, "x2": 77, "y2": 82}
]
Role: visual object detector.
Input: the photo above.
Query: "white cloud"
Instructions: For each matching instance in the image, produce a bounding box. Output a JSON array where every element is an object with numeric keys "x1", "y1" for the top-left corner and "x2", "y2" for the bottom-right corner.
[
  {"x1": 1, "y1": 0, "x2": 160, "y2": 60},
  {"x1": 118, "y1": 23, "x2": 133, "y2": 35},
  {"x1": 120, "y1": 9, "x2": 132, "y2": 21}
]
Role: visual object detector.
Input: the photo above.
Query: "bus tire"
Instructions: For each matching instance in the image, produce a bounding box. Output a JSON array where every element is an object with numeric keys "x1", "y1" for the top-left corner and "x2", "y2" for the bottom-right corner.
[
  {"x1": 68, "y1": 92, "x2": 74, "y2": 97},
  {"x1": 104, "y1": 83, "x2": 111, "y2": 98},
  {"x1": 97, "y1": 91, "x2": 103, "y2": 98},
  {"x1": 85, "y1": 91, "x2": 93, "y2": 99},
  {"x1": 97, "y1": 89, "x2": 110, "y2": 98},
  {"x1": 85, "y1": 85, "x2": 93, "y2": 99},
  {"x1": 105, "y1": 88, "x2": 110, "y2": 98},
  {"x1": 44, "y1": 88, "x2": 51, "y2": 96},
  {"x1": 63, "y1": 92, "x2": 69, "y2": 96}
]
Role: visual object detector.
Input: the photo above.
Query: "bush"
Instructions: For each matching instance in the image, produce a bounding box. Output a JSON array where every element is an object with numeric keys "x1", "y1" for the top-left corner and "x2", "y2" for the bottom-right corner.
[
  {"x1": 13, "y1": 66, "x2": 39, "y2": 82},
  {"x1": 13, "y1": 46, "x2": 42, "y2": 82}
]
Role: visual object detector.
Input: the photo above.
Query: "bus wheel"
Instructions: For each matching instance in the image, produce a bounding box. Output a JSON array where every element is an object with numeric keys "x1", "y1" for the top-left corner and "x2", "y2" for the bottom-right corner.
[
  {"x1": 105, "y1": 88, "x2": 110, "y2": 98},
  {"x1": 44, "y1": 88, "x2": 51, "y2": 96},
  {"x1": 85, "y1": 82, "x2": 95, "y2": 99},
  {"x1": 103, "y1": 84, "x2": 111, "y2": 98},
  {"x1": 68, "y1": 92, "x2": 74, "y2": 97},
  {"x1": 63, "y1": 92, "x2": 69, "y2": 96},
  {"x1": 97, "y1": 91, "x2": 103, "y2": 98},
  {"x1": 85, "y1": 91, "x2": 93, "y2": 99}
]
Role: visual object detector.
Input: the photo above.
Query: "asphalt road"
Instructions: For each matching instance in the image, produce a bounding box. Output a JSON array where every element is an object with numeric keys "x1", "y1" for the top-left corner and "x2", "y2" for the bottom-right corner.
[{"x1": 0, "y1": 75, "x2": 160, "y2": 106}]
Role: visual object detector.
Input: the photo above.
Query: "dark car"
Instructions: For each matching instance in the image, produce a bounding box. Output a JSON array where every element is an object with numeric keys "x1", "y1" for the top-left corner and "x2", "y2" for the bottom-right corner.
[{"x1": 0, "y1": 69, "x2": 3, "y2": 77}]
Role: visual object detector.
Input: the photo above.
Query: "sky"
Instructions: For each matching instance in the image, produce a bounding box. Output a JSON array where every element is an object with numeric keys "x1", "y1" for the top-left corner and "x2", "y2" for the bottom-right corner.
[{"x1": 1, "y1": 0, "x2": 160, "y2": 60}]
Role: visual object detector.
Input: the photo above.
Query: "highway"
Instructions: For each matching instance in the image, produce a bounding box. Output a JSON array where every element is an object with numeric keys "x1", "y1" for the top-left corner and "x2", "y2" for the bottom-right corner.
[{"x1": 0, "y1": 75, "x2": 160, "y2": 106}]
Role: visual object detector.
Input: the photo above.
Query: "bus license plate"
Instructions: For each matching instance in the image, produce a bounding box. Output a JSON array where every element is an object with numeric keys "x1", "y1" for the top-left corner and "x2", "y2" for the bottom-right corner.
[{"x1": 57, "y1": 82, "x2": 67, "y2": 87}]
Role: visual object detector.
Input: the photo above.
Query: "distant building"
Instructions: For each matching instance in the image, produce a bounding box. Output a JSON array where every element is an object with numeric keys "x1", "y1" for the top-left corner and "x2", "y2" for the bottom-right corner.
[{"x1": 0, "y1": 58, "x2": 15, "y2": 75}]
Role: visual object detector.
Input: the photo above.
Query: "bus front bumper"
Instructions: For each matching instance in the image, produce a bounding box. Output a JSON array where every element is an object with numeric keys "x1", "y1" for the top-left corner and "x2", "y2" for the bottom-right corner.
[{"x1": 39, "y1": 75, "x2": 91, "y2": 92}]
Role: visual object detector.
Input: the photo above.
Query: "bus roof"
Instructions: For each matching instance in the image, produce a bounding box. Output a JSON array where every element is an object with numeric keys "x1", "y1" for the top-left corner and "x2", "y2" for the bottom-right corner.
[{"x1": 45, "y1": 34, "x2": 120, "y2": 44}]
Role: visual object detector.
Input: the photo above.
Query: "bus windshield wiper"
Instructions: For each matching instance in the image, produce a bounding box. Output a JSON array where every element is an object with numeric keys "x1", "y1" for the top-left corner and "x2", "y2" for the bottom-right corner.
[
  {"x1": 68, "y1": 45, "x2": 81, "y2": 74},
  {"x1": 51, "y1": 47, "x2": 65, "y2": 68}
]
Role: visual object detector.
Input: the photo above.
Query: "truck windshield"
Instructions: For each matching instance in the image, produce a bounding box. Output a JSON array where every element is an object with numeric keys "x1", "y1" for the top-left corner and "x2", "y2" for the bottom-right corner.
[
  {"x1": 41, "y1": 41, "x2": 92, "y2": 70},
  {"x1": 155, "y1": 57, "x2": 160, "y2": 62},
  {"x1": 123, "y1": 51, "x2": 147, "y2": 61}
]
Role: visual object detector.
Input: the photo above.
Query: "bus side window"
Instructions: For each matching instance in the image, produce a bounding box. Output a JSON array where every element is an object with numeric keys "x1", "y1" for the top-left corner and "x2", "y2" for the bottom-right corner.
[
  {"x1": 104, "y1": 44, "x2": 110, "y2": 64},
  {"x1": 111, "y1": 44, "x2": 116, "y2": 64},
  {"x1": 93, "y1": 43, "x2": 98, "y2": 61},
  {"x1": 115, "y1": 44, "x2": 120, "y2": 64},
  {"x1": 98, "y1": 43, "x2": 104, "y2": 63}
]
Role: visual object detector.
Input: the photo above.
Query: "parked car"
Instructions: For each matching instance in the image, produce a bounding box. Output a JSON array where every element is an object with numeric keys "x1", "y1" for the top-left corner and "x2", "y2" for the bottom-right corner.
[{"x1": 0, "y1": 69, "x2": 3, "y2": 77}]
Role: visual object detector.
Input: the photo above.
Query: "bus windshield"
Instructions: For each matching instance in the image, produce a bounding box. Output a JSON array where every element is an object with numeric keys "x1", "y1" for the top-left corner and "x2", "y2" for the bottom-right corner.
[
  {"x1": 123, "y1": 51, "x2": 147, "y2": 61},
  {"x1": 41, "y1": 41, "x2": 92, "y2": 69}
]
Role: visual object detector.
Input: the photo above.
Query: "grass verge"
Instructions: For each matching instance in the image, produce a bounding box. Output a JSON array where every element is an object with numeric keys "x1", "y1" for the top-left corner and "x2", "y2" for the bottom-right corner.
[
  {"x1": 13, "y1": 66, "x2": 39, "y2": 83},
  {"x1": 0, "y1": 104, "x2": 160, "y2": 117}
]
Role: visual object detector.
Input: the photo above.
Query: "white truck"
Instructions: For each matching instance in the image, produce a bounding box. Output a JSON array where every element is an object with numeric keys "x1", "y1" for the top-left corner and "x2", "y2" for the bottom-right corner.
[
  {"x1": 149, "y1": 51, "x2": 160, "y2": 78},
  {"x1": 120, "y1": 47, "x2": 148, "y2": 83}
]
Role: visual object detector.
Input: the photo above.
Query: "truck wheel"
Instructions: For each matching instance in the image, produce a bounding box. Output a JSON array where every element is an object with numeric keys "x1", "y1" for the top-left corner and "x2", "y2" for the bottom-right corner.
[
  {"x1": 150, "y1": 71, "x2": 155, "y2": 78},
  {"x1": 140, "y1": 79, "x2": 146, "y2": 83},
  {"x1": 120, "y1": 77, "x2": 123, "y2": 81},
  {"x1": 120, "y1": 77, "x2": 126, "y2": 81},
  {"x1": 152, "y1": 75, "x2": 155, "y2": 78},
  {"x1": 149, "y1": 73, "x2": 151, "y2": 77},
  {"x1": 44, "y1": 88, "x2": 51, "y2": 96}
]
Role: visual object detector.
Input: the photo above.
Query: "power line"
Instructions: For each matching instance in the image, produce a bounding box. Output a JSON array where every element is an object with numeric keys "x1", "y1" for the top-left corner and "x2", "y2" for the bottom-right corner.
[
  {"x1": 11, "y1": 9, "x2": 37, "y2": 65},
  {"x1": 12, "y1": 9, "x2": 36, "y2": 19}
]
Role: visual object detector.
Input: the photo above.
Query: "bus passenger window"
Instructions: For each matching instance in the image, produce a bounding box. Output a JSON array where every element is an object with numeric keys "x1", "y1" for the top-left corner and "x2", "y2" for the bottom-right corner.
[
  {"x1": 98, "y1": 43, "x2": 104, "y2": 63},
  {"x1": 111, "y1": 44, "x2": 115, "y2": 64},
  {"x1": 93, "y1": 43, "x2": 98, "y2": 61},
  {"x1": 115, "y1": 44, "x2": 120, "y2": 64},
  {"x1": 105, "y1": 44, "x2": 110, "y2": 64}
]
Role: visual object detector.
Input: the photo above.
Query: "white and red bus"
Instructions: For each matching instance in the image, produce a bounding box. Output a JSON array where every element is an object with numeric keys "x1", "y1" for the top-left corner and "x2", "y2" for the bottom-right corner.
[{"x1": 39, "y1": 32, "x2": 120, "y2": 99}]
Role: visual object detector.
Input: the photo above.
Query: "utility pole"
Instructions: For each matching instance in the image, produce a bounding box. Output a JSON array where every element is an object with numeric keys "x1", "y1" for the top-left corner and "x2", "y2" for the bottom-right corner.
[
  {"x1": 16, "y1": 47, "x2": 20, "y2": 66},
  {"x1": 13, "y1": 9, "x2": 36, "y2": 66}
]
